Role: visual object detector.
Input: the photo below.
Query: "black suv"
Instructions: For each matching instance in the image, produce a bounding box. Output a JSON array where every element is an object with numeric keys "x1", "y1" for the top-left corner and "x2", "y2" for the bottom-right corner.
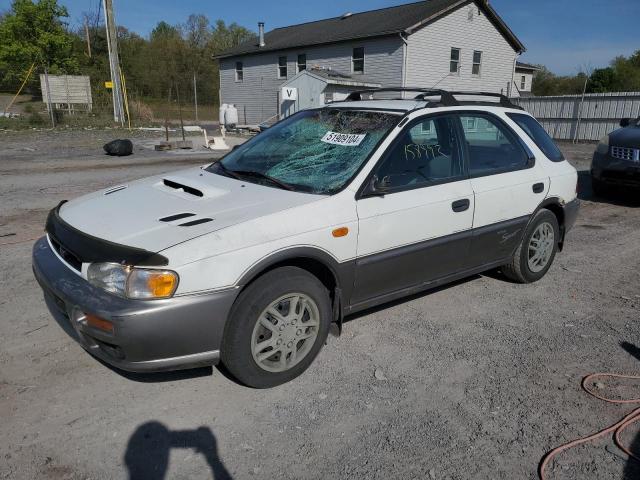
[{"x1": 592, "y1": 117, "x2": 640, "y2": 195}]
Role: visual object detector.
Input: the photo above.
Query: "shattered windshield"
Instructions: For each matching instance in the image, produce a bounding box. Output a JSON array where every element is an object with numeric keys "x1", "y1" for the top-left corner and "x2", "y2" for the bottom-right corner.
[{"x1": 207, "y1": 109, "x2": 400, "y2": 194}]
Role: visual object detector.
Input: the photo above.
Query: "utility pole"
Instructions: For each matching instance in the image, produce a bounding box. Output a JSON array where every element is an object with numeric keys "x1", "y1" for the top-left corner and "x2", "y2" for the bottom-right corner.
[
  {"x1": 84, "y1": 16, "x2": 92, "y2": 58},
  {"x1": 43, "y1": 66, "x2": 56, "y2": 128},
  {"x1": 193, "y1": 72, "x2": 199, "y2": 122},
  {"x1": 574, "y1": 75, "x2": 589, "y2": 144},
  {"x1": 103, "y1": 0, "x2": 125, "y2": 126}
]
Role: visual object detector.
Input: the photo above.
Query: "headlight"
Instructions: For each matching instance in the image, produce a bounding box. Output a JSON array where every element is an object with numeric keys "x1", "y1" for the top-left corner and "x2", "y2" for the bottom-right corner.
[
  {"x1": 87, "y1": 263, "x2": 129, "y2": 296},
  {"x1": 87, "y1": 263, "x2": 179, "y2": 299},
  {"x1": 596, "y1": 135, "x2": 610, "y2": 154}
]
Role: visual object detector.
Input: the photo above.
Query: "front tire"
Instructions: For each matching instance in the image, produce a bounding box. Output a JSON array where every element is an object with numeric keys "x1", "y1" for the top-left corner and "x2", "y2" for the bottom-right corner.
[
  {"x1": 502, "y1": 209, "x2": 560, "y2": 284},
  {"x1": 221, "y1": 267, "x2": 332, "y2": 388}
]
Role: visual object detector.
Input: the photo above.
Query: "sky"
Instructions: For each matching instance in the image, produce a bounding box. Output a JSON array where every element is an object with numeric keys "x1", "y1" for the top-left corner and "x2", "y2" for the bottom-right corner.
[{"x1": 1, "y1": 0, "x2": 639, "y2": 75}]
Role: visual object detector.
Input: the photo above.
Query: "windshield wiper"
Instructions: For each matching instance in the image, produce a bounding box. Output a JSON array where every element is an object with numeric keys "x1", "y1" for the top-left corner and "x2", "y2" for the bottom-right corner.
[
  {"x1": 230, "y1": 170, "x2": 296, "y2": 191},
  {"x1": 214, "y1": 161, "x2": 242, "y2": 180}
]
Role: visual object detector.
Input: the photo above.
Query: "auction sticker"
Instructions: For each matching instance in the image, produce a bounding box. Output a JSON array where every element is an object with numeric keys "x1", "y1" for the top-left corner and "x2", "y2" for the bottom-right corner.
[{"x1": 321, "y1": 131, "x2": 367, "y2": 147}]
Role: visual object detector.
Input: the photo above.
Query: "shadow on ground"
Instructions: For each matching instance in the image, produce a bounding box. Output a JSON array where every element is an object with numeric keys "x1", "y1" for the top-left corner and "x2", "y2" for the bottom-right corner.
[
  {"x1": 124, "y1": 422, "x2": 232, "y2": 480},
  {"x1": 621, "y1": 342, "x2": 640, "y2": 479},
  {"x1": 577, "y1": 169, "x2": 640, "y2": 207}
]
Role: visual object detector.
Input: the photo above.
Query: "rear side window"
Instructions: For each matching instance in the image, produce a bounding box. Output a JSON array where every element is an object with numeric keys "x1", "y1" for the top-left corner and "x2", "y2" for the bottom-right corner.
[
  {"x1": 459, "y1": 114, "x2": 529, "y2": 177},
  {"x1": 507, "y1": 113, "x2": 564, "y2": 162}
]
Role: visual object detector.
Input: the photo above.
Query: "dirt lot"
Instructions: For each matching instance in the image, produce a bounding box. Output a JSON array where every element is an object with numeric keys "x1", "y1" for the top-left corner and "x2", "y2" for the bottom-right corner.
[{"x1": 1, "y1": 130, "x2": 639, "y2": 480}]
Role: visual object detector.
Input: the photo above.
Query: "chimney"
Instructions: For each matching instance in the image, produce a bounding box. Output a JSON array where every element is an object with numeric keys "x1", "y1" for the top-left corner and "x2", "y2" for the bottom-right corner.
[{"x1": 258, "y1": 22, "x2": 265, "y2": 47}]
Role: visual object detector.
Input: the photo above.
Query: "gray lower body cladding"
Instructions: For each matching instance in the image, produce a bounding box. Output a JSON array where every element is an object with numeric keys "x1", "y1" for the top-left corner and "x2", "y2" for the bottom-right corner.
[{"x1": 32, "y1": 237, "x2": 238, "y2": 372}]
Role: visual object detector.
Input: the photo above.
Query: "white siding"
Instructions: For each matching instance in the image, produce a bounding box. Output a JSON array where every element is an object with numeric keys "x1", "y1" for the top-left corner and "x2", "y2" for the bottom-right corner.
[
  {"x1": 405, "y1": 3, "x2": 518, "y2": 95},
  {"x1": 515, "y1": 71, "x2": 533, "y2": 93},
  {"x1": 219, "y1": 36, "x2": 404, "y2": 125}
]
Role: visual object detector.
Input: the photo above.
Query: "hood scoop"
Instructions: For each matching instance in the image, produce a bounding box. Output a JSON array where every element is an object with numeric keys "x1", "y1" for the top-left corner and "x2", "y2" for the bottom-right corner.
[
  {"x1": 179, "y1": 218, "x2": 213, "y2": 227},
  {"x1": 160, "y1": 213, "x2": 196, "y2": 222},
  {"x1": 159, "y1": 212, "x2": 213, "y2": 227},
  {"x1": 163, "y1": 179, "x2": 204, "y2": 197}
]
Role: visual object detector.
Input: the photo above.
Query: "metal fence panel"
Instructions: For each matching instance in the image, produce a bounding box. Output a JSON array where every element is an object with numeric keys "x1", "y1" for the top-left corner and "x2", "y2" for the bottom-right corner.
[{"x1": 514, "y1": 92, "x2": 640, "y2": 141}]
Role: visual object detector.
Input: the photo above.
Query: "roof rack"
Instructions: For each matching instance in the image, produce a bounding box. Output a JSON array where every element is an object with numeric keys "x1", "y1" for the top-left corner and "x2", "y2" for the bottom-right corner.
[
  {"x1": 344, "y1": 87, "x2": 523, "y2": 110},
  {"x1": 444, "y1": 91, "x2": 523, "y2": 110},
  {"x1": 345, "y1": 87, "x2": 457, "y2": 105}
]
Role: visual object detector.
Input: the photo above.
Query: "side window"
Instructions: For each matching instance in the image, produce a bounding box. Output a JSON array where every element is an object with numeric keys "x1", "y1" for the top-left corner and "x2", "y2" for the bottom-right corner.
[
  {"x1": 297, "y1": 54, "x2": 307, "y2": 72},
  {"x1": 450, "y1": 48, "x2": 460, "y2": 74},
  {"x1": 278, "y1": 56, "x2": 288, "y2": 78},
  {"x1": 373, "y1": 116, "x2": 465, "y2": 191},
  {"x1": 235, "y1": 62, "x2": 243, "y2": 82},
  {"x1": 506, "y1": 112, "x2": 564, "y2": 162},
  {"x1": 352, "y1": 47, "x2": 365, "y2": 74},
  {"x1": 459, "y1": 114, "x2": 529, "y2": 177}
]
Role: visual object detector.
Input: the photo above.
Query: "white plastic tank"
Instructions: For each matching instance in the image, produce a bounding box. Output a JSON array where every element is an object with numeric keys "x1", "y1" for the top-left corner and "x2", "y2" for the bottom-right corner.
[
  {"x1": 225, "y1": 104, "x2": 239, "y2": 128},
  {"x1": 219, "y1": 104, "x2": 228, "y2": 126}
]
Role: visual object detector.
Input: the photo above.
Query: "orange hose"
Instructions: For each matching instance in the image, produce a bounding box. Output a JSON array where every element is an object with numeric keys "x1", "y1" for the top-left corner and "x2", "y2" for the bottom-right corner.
[{"x1": 539, "y1": 373, "x2": 640, "y2": 479}]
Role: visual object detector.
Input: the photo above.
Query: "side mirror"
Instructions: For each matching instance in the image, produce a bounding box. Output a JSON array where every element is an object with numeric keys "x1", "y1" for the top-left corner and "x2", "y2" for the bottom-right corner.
[
  {"x1": 620, "y1": 118, "x2": 631, "y2": 128},
  {"x1": 364, "y1": 175, "x2": 392, "y2": 197}
]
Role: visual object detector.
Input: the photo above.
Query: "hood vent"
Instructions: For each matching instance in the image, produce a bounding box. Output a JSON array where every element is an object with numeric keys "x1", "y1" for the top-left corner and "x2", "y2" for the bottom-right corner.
[
  {"x1": 160, "y1": 213, "x2": 196, "y2": 222},
  {"x1": 104, "y1": 185, "x2": 127, "y2": 195},
  {"x1": 179, "y1": 218, "x2": 213, "y2": 227},
  {"x1": 163, "y1": 179, "x2": 204, "y2": 197}
]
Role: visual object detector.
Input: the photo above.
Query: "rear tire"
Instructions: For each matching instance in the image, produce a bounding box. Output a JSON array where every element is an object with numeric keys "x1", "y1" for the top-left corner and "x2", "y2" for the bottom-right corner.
[
  {"x1": 502, "y1": 209, "x2": 560, "y2": 284},
  {"x1": 221, "y1": 267, "x2": 332, "y2": 388}
]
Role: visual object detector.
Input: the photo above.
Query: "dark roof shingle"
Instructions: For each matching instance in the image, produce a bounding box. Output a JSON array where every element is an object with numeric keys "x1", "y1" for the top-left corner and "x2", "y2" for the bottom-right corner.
[
  {"x1": 215, "y1": 0, "x2": 525, "y2": 59},
  {"x1": 515, "y1": 61, "x2": 540, "y2": 72}
]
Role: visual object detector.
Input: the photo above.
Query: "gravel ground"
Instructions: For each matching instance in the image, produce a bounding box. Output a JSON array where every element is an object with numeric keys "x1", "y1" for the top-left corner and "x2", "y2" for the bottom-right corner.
[{"x1": 1, "y1": 130, "x2": 639, "y2": 480}]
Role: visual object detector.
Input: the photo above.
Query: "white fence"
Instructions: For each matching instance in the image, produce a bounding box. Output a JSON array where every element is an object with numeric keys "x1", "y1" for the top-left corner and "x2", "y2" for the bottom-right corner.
[{"x1": 514, "y1": 92, "x2": 640, "y2": 141}]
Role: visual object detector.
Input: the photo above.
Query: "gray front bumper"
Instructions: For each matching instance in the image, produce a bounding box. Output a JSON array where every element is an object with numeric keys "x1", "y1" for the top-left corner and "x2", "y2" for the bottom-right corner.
[{"x1": 32, "y1": 237, "x2": 239, "y2": 372}]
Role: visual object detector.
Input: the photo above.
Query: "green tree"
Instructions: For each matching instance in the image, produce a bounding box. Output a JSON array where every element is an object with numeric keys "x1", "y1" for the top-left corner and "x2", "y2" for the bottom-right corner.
[
  {"x1": 0, "y1": 0, "x2": 79, "y2": 92},
  {"x1": 588, "y1": 67, "x2": 619, "y2": 93},
  {"x1": 610, "y1": 54, "x2": 640, "y2": 92}
]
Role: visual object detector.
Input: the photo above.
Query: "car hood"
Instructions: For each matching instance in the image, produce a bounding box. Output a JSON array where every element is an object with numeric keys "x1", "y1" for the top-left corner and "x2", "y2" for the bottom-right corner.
[
  {"x1": 58, "y1": 167, "x2": 322, "y2": 253},
  {"x1": 609, "y1": 127, "x2": 640, "y2": 148}
]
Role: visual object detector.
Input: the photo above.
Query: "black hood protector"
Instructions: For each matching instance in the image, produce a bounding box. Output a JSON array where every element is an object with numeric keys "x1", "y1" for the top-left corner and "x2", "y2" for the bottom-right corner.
[{"x1": 45, "y1": 201, "x2": 169, "y2": 267}]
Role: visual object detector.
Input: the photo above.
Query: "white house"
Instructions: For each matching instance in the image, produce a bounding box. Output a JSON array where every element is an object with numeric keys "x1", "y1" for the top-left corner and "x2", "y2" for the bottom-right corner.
[{"x1": 215, "y1": 0, "x2": 526, "y2": 125}]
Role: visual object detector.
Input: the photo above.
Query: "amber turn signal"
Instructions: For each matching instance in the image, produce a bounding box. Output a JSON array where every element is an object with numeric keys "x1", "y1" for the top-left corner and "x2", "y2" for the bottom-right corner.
[
  {"x1": 332, "y1": 227, "x2": 349, "y2": 238},
  {"x1": 85, "y1": 314, "x2": 114, "y2": 333}
]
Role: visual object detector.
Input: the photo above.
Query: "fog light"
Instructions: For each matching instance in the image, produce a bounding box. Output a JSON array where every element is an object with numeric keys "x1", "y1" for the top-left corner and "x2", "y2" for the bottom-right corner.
[{"x1": 86, "y1": 314, "x2": 114, "y2": 333}]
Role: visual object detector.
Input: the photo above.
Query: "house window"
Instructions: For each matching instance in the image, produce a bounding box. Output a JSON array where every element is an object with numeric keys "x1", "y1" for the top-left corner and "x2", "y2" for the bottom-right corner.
[
  {"x1": 297, "y1": 54, "x2": 307, "y2": 73},
  {"x1": 472, "y1": 51, "x2": 482, "y2": 76},
  {"x1": 520, "y1": 75, "x2": 526, "y2": 90},
  {"x1": 352, "y1": 47, "x2": 365, "y2": 74},
  {"x1": 278, "y1": 56, "x2": 288, "y2": 79},
  {"x1": 450, "y1": 48, "x2": 460, "y2": 74},
  {"x1": 465, "y1": 117, "x2": 477, "y2": 131},
  {"x1": 235, "y1": 62, "x2": 243, "y2": 82}
]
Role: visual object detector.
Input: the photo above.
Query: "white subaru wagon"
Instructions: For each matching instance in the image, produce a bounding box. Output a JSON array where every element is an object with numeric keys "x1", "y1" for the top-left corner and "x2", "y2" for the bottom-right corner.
[{"x1": 33, "y1": 90, "x2": 580, "y2": 388}]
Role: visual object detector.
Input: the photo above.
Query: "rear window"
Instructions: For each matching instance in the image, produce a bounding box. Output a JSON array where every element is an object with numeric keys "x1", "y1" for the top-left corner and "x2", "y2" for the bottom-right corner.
[{"x1": 507, "y1": 113, "x2": 564, "y2": 162}]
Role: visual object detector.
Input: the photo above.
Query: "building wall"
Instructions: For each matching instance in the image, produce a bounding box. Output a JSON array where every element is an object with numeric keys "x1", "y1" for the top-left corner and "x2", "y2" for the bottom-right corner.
[
  {"x1": 515, "y1": 71, "x2": 534, "y2": 94},
  {"x1": 219, "y1": 36, "x2": 404, "y2": 125},
  {"x1": 405, "y1": 3, "x2": 518, "y2": 95}
]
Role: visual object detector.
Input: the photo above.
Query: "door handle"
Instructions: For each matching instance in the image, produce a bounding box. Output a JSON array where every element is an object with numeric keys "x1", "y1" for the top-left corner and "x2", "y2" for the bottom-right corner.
[
  {"x1": 532, "y1": 183, "x2": 545, "y2": 194},
  {"x1": 451, "y1": 199, "x2": 470, "y2": 213}
]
